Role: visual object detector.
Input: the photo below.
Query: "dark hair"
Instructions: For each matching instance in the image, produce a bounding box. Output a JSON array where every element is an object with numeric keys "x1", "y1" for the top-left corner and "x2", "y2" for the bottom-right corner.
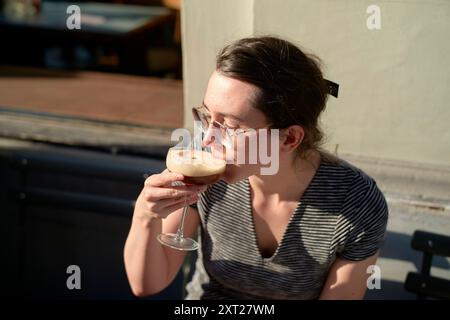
[{"x1": 216, "y1": 36, "x2": 329, "y2": 159}]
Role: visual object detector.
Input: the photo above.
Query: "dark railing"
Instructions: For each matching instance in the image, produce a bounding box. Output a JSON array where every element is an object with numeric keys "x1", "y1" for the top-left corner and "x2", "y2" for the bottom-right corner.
[{"x1": 0, "y1": 140, "x2": 191, "y2": 299}]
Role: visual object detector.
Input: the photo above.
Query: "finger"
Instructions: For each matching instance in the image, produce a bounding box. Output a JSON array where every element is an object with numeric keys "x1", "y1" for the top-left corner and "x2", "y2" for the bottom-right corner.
[
  {"x1": 145, "y1": 185, "x2": 206, "y2": 201},
  {"x1": 162, "y1": 196, "x2": 198, "y2": 215},
  {"x1": 152, "y1": 194, "x2": 197, "y2": 212},
  {"x1": 145, "y1": 188, "x2": 196, "y2": 201},
  {"x1": 167, "y1": 184, "x2": 207, "y2": 192},
  {"x1": 145, "y1": 170, "x2": 184, "y2": 187},
  {"x1": 158, "y1": 194, "x2": 193, "y2": 209}
]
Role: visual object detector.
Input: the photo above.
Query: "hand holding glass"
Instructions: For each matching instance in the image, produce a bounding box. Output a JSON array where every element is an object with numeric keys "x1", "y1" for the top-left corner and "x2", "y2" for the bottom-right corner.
[{"x1": 157, "y1": 146, "x2": 226, "y2": 251}]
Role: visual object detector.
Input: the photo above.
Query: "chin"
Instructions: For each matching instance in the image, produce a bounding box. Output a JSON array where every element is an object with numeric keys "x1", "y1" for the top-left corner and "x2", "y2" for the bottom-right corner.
[{"x1": 220, "y1": 165, "x2": 248, "y2": 184}]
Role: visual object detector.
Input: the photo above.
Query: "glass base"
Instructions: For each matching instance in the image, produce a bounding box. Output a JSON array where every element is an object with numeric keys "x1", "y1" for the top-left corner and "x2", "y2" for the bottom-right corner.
[{"x1": 157, "y1": 233, "x2": 199, "y2": 251}]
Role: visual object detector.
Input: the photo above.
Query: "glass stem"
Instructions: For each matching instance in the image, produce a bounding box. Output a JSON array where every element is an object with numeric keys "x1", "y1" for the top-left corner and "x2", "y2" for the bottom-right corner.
[{"x1": 175, "y1": 205, "x2": 189, "y2": 240}]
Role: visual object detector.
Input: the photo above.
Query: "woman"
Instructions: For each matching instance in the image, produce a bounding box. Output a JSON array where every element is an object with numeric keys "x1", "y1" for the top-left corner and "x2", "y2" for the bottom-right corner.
[{"x1": 124, "y1": 36, "x2": 388, "y2": 300}]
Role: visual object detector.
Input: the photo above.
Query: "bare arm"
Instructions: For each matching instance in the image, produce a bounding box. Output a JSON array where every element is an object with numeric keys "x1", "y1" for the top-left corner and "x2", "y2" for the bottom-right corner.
[
  {"x1": 123, "y1": 170, "x2": 204, "y2": 297},
  {"x1": 319, "y1": 252, "x2": 379, "y2": 300}
]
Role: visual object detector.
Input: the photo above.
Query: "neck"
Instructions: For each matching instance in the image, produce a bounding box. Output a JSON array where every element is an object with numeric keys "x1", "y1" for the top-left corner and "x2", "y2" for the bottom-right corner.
[{"x1": 248, "y1": 149, "x2": 321, "y2": 204}]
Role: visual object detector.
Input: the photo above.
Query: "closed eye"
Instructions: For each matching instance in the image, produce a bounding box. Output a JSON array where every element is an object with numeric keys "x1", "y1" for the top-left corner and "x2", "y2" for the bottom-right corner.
[{"x1": 224, "y1": 123, "x2": 239, "y2": 130}]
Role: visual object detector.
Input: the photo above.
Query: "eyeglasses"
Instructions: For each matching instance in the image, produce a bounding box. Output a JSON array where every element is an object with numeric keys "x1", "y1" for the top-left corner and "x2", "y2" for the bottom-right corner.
[{"x1": 192, "y1": 105, "x2": 269, "y2": 141}]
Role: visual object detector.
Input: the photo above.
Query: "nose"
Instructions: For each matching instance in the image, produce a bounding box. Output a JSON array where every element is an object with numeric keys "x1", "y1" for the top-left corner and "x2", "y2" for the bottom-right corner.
[
  {"x1": 202, "y1": 127, "x2": 227, "y2": 160},
  {"x1": 202, "y1": 125, "x2": 216, "y2": 148}
]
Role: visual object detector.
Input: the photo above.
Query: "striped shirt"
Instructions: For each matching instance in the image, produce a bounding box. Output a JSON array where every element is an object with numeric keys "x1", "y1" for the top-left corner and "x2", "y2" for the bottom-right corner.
[{"x1": 185, "y1": 153, "x2": 389, "y2": 300}]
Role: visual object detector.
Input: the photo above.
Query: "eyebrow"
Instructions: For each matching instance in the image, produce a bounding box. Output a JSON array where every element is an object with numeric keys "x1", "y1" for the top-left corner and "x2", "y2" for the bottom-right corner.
[{"x1": 202, "y1": 101, "x2": 244, "y2": 122}]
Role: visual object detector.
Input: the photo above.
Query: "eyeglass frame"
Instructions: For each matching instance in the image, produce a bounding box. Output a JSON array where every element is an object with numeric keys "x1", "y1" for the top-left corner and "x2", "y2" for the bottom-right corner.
[{"x1": 192, "y1": 104, "x2": 273, "y2": 140}]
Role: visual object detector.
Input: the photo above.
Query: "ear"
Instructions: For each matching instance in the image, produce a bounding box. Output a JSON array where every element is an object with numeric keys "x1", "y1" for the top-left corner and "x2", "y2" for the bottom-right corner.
[{"x1": 279, "y1": 125, "x2": 305, "y2": 153}]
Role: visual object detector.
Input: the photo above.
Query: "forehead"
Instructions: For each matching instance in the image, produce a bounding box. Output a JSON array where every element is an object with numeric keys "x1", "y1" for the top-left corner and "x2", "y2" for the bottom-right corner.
[{"x1": 203, "y1": 71, "x2": 261, "y2": 120}]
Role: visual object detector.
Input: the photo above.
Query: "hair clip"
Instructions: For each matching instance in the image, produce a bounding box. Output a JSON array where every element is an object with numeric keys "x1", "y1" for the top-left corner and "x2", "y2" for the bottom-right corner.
[{"x1": 324, "y1": 79, "x2": 339, "y2": 98}]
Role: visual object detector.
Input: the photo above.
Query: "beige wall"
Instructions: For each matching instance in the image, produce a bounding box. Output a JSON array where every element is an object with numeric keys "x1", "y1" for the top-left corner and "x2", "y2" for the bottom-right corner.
[
  {"x1": 182, "y1": 0, "x2": 450, "y2": 167},
  {"x1": 181, "y1": 0, "x2": 253, "y2": 130}
]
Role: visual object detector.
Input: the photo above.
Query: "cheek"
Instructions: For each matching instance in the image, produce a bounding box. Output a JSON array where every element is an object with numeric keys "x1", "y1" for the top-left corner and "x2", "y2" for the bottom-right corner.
[
  {"x1": 264, "y1": 132, "x2": 276, "y2": 157},
  {"x1": 222, "y1": 135, "x2": 255, "y2": 165},
  {"x1": 235, "y1": 132, "x2": 274, "y2": 165},
  {"x1": 219, "y1": 131, "x2": 278, "y2": 166}
]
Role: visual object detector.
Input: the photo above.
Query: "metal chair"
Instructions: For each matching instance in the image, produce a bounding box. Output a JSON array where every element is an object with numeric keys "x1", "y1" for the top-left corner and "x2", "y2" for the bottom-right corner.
[{"x1": 404, "y1": 230, "x2": 450, "y2": 299}]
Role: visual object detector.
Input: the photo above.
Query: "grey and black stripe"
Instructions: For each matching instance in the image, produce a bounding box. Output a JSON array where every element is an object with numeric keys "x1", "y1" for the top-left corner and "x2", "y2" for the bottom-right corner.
[{"x1": 185, "y1": 154, "x2": 389, "y2": 300}]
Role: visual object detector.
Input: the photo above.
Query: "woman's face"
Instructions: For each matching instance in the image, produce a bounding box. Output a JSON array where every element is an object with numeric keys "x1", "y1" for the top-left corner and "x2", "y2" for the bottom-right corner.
[{"x1": 202, "y1": 71, "x2": 276, "y2": 184}]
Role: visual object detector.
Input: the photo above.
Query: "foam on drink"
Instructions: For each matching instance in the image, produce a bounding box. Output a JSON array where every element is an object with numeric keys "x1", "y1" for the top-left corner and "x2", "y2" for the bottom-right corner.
[{"x1": 166, "y1": 149, "x2": 226, "y2": 185}]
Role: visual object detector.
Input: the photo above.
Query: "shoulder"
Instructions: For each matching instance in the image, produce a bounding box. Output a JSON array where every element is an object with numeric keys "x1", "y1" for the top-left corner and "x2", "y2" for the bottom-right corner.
[
  {"x1": 339, "y1": 160, "x2": 386, "y2": 214},
  {"x1": 320, "y1": 151, "x2": 383, "y2": 198},
  {"x1": 321, "y1": 153, "x2": 389, "y2": 234},
  {"x1": 321, "y1": 154, "x2": 389, "y2": 260},
  {"x1": 318, "y1": 151, "x2": 388, "y2": 218}
]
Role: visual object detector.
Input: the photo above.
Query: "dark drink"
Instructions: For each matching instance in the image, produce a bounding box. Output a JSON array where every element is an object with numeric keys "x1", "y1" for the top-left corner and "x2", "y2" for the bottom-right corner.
[{"x1": 182, "y1": 173, "x2": 223, "y2": 185}]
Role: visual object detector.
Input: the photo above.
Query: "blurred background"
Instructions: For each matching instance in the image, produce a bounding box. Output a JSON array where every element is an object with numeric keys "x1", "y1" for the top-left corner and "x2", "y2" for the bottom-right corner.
[{"x1": 0, "y1": 0, "x2": 449, "y2": 300}]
